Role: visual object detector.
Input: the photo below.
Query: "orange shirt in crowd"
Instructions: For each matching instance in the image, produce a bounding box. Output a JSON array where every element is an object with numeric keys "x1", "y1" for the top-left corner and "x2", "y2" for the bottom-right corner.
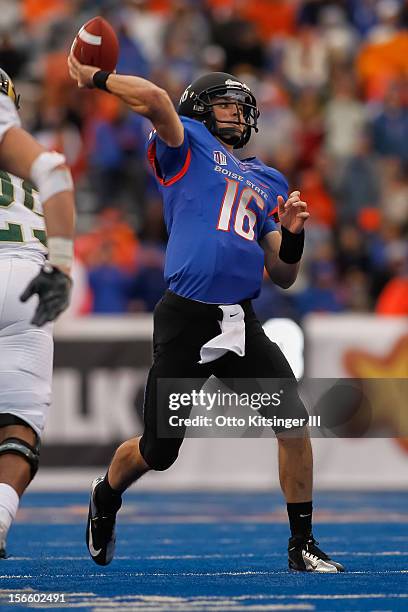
[
  {"x1": 75, "y1": 210, "x2": 140, "y2": 273},
  {"x1": 357, "y1": 32, "x2": 408, "y2": 100},
  {"x1": 23, "y1": 0, "x2": 70, "y2": 26},
  {"x1": 299, "y1": 170, "x2": 336, "y2": 228},
  {"x1": 376, "y1": 278, "x2": 408, "y2": 315},
  {"x1": 148, "y1": 0, "x2": 171, "y2": 11},
  {"x1": 42, "y1": 50, "x2": 73, "y2": 110},
  {"x1": 206, "y1": 0, "x2": 296, "y2": 40},
  {"x1": 241, "y1": 0, "x2": 297, "y2": 40}
]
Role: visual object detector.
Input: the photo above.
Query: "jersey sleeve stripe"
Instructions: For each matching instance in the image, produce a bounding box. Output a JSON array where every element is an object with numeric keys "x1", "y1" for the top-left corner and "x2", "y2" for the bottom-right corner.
[
  {"x1": 147, "y1": 140, "x2": 191, "y2": 187},
  {"x1": 268, "y1": 205, "x2": 278, "y2": 218}
]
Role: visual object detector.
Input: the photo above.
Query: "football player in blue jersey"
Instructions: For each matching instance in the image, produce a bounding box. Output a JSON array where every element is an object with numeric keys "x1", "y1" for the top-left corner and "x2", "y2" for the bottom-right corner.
[{"x1": 69, "y1": 53, "x2": 344, "y2": 573}]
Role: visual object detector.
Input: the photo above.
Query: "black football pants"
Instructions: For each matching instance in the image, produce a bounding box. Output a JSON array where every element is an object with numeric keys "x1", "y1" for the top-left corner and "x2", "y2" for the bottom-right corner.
[{"x1": 139, "y1": 290, "x2": 308, "y2": 470}]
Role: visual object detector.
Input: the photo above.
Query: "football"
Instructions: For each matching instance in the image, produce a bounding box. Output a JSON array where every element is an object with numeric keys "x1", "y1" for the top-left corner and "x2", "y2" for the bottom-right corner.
[{"x1": 71, "y1": 16, "x2": 119, "y2": 72}]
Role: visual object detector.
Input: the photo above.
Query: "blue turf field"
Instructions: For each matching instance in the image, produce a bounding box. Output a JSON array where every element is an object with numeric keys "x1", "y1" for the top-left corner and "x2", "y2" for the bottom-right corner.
[{"x1": 0, "y1": 491, "x2": 407, "y2": 611}]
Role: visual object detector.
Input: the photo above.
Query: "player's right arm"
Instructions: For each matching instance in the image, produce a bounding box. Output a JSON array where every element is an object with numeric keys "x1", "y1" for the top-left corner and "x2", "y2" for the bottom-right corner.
[
  {"x1": 67, "y1": 53, "x2": 184, "y2": 147},
  {"x1": 0, "y1": 93, "x2": 76, "y2": 325},
  {"x1": 0, "y1": 127, "x2": 75, "y2": 276}
]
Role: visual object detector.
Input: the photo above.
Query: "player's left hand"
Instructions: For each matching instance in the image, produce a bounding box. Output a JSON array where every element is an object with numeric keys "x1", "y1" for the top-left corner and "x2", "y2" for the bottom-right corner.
[
  {"x1": 20, "y1": 263, "x2": 72, "y2": 327},
  {"x1": 67, "y1": 52, "x2": 98, "y2": 88},
  {"x1": 277, "y1": 191, "x2": 310, "y2": 234}
]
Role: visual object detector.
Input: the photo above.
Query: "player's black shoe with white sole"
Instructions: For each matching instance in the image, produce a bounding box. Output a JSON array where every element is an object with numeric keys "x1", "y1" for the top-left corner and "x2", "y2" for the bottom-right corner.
[
  {"x1": 86, "y1": 477, "x2": 121, "y2": 566},
  {"x1": 288, "y1": 535, "x2": 345, "y2": 573},
  {"x1": 0, "y1": 524, "x2": 8, "y2": 559}
]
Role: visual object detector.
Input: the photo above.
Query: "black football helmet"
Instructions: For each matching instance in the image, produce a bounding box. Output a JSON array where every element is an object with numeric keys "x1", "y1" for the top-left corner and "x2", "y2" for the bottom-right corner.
[
  {"x1": 0, "y1": 68, "x2": 20, "y2": 109},
  {"x1": 178, "y1": 72, "x2": 259, "y2": 149}
]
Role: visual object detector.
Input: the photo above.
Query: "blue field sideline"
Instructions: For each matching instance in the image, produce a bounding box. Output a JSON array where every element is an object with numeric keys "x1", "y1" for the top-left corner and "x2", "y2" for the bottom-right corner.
[{"x1": 0, "y1": 491, "x2": 407, "y2": 611}]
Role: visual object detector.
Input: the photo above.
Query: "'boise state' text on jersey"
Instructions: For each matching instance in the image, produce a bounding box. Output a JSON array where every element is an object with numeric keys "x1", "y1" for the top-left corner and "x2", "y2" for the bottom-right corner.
[{"x1": 147, "y1": 116, "x2": 288, "y2": 304}]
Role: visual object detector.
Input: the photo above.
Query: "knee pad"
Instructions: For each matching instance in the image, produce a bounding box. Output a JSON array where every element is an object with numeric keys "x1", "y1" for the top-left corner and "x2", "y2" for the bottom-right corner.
[
  {"x1": 139, "y1": 434, "x2": 181, "y2": 472},
  {"x1": 0, "y1": 437, "x2": 40, "y2": 480}
]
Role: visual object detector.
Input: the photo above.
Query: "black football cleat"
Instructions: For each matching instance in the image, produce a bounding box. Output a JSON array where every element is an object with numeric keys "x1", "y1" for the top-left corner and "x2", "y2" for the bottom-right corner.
[
  {"x1": 86, "y1": 477, "x2": 121, "y2": 566},
  {"x1": 288, "y1": 535, "x2": 345, "y2": 573},
  {"x1": 0, "y1": 528, "x2": 7, "y2": 559}
]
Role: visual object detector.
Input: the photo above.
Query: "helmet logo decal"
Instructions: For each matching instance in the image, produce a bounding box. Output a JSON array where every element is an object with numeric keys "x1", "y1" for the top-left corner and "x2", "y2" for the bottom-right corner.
[
  {"x1": 225, "y1": 79, "x2": 250, "y2": 90},
  {"x1": 0, "y1": 68, "x2": 20, "y2": 108},
  {"x1": 179, "y1": 86, "x2": 191, "y2": 104}
]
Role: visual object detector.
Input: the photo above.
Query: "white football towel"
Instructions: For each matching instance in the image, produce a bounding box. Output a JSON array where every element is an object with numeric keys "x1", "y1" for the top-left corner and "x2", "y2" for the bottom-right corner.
[{"x1": 199, "y1": 304, "x2": 245, "y2": 364}]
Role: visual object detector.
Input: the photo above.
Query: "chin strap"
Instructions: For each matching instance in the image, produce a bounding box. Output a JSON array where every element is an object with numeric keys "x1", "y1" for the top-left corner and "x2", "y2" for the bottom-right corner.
[
  {"x1": 204, "y1": 113, "x2": 252, "y2": 149},
  {"x1": 216, "y1": 127, "x2": 243, "y2": 147}
]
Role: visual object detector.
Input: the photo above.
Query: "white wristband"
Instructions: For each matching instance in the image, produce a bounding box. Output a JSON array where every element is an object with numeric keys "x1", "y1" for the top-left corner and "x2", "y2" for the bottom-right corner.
[{"x1": 47, "y1": 237, "x2": 73, "y2": 270}]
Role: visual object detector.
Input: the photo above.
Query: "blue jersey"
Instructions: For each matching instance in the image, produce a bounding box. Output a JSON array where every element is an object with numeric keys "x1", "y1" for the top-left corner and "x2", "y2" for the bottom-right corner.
[{"x1": 147, "y1": 116, "x2": 288, "y2": 304}]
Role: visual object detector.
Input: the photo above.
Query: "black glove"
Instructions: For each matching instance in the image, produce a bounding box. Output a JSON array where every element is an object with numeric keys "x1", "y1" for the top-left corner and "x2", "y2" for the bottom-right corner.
[{"x1": 20, "y1": 262, "x2": 72, "y2": 327}]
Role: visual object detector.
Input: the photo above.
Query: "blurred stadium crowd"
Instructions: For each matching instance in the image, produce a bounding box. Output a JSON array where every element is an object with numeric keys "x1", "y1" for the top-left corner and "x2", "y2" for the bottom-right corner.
[{"x1": 2, "y1": 0, "x2": 407, "y2": 319}]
